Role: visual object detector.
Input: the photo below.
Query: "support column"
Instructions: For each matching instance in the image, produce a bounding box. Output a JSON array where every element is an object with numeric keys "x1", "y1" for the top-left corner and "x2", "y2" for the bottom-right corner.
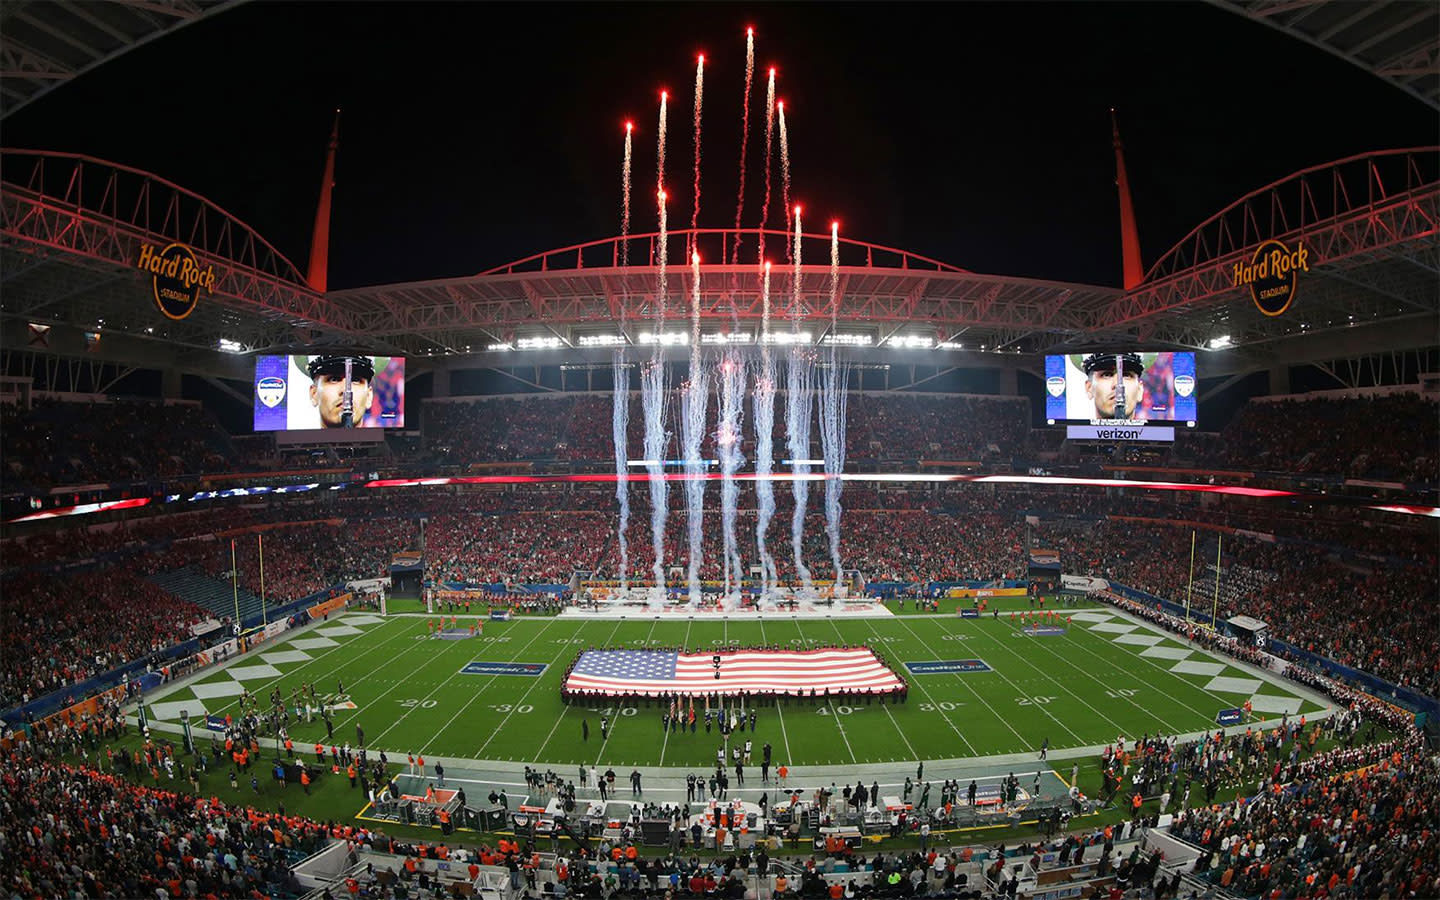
[
  {"x1": 162, "y1": 367, "x2": 183, "y2": 400},
  {"x1": 998, "y1": 365, "x2": 1019, "y2": 397},
  {"x1": 431, "y1": 365, "x2": 451, "y2": 399},
  {"x1": 1268, "y1": 365, "x2": 1290, "y2": 396}
]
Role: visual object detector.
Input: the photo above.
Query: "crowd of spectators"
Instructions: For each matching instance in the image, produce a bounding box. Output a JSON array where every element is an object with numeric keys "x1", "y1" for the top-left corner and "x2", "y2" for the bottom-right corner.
[
  {"x1": 0, "y1": 569, "x2": 208, "y2": 711},
  {"x1": 1192, "y1": 393, "x2": 1439, "y2": 483},
  {"x1": 418, "y1": 390, "x2": 1438, "y2": 484},
  {"x1": 1169, "y1": 744, "x2": 1438, "y2": 898},
  {"x1": 0, "y1": 744, "x2": 330, "y2": 899},
  {"x1": 4, "y1": 479, "x2": 1435, "y2": 712},
  {"x1": 3, "y1": 391, "x2": 1435, "y2": 507},
  {"x1": 425, "y1": 392, "x2": 1031, "y2": 468},
  {"x1": 1039, "y1": 517, "x2": 1440, "y2": 697},
  {"x1": 1, "y1": 398, "x2": 236, "y2": 490}
]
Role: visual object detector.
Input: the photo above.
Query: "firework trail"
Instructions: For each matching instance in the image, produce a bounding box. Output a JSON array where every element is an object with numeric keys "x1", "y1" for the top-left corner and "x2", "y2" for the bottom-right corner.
[
  {"x1": 690, "y1": 55, "x2": 704, "y2": 257},
  {"x1": 682, "y1": 251, "x2": 709, "y2": 604},
  {"x1": 614, "y1": 122, "x2": 634, "y2": 588},
  {"x1": 786, "y1": 205, "x2": 814, "y2": 594},
  {"x1": 753, "y1": 261, "x2": 778, "y2": 599},
  {"x1": 758, "y1": 68, "x2": 775, "y2": 268},
  {"x1": 820, "y1": 222, "x2": 849, "y2": 584},
  {"x1": 779, "y1": 102, "x2": 791, "y2": 260},
  {"x1": 732, "y1": 28, "x2": 755, "y2": 264},
  {"x1": 621, "y1": 122, "x2": 633, "y2": 266}
]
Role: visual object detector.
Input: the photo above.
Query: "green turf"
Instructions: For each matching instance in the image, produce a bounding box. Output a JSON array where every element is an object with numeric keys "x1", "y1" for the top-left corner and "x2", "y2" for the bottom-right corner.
[{"x1": 148, "y1": 600, "x2": 1323, "y2": 770}]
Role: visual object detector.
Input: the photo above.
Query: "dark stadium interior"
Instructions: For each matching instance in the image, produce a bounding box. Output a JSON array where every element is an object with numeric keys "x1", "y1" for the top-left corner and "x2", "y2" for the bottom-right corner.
[{"x1": 2, "y1": 2, "x2": 1439, "y2": 899}]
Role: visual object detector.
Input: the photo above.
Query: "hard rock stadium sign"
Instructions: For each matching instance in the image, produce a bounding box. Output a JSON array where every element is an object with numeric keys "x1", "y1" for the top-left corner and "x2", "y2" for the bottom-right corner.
[
  {"x1": 135, "y1": 241, "x2": 216, "y2": 320},
  {"x1": 1231, "y1": 238, "x2": 1312, "y2": 317}
]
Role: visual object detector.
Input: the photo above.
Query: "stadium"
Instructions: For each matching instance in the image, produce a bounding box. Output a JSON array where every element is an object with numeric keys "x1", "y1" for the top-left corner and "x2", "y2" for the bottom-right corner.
[{"x1": 1, "y1": 3, "x2": 1437, "y2": 900}]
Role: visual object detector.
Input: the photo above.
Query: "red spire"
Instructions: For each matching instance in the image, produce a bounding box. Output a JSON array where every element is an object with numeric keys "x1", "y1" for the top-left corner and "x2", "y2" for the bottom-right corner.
[
  {"x1": 306, "y1": 109, "x2": 341, "y2": 293},
  {"x1": 1111, "y1": 109, "x2": 1144, "y2": 291}
]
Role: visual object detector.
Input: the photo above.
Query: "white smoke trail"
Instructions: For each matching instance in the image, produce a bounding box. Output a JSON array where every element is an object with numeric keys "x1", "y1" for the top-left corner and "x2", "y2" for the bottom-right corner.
[
  {"x1": 753, "y1": 261, "x2": 778, "y2": 600},
  {"x1": 645, "y1": 96, "x2": 670, "y2": 598},
  {"x1": 786, "y1": 206, "x2": 813, "y2": 594},
  {"x1": 786, "y1": 347, "x2": 814, "y2": 595},
  {"x1": 613, "y1": 351, "x2": 631, "y2": 589},
  {"x1": 820, "y1": 222, "x2": 848, "y2": 584},
  {"x1": 717, "y1": 348, "x2": 746, "y2": 601},
  {"x1": 614, "y1": 123, "x2": 633, "y2": 589},
  {"x1": 682, "y1": 251, "x2": 709, "y2": 604}
]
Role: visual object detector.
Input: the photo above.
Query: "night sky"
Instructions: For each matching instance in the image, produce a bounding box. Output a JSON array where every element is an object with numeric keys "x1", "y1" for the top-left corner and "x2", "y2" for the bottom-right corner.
[{"x1": 6, "y1": 2, "x2": 1433, "y2": 291}]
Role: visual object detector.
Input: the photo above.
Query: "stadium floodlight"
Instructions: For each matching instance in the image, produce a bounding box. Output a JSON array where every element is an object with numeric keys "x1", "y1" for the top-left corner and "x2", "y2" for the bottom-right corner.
[
  {"x1": 887, "y1": 335, "x2": 933, "y2": 349},
  {"x1": 701, "y1": 332, "x2": 752, "y2": 344},
  {"x1": 578, "y1": 334, "x2": 626, "y2": 347},
  {"x1": 821, "y1": 334, "x2": 872, "y2": 346},
  {"x1": 1207, "y1": 335, "x2": 1232, "y2": 350},
  {"x1": 218, "y1": 338, "x2": 244, "y2": 353},
  {"x1": 764, "y1": 331, "x2": 812, "y2": 345},
  {"x1": 639, "y1": 331, "x2": 689, "y2": 345},
  {"x1": 487, "y1": 342, "x2": 514, "y2": 351},
  {"x1": 937, "y1": 341, "x2": 963, "y2": 350},
  {"x1": 516, "y1": 336, "x2": 563, "y2": 350}
]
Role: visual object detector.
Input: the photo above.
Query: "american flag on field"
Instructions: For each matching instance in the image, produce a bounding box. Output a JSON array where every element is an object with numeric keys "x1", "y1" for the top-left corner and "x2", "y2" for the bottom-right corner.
[{"x1": 564, "y1": 648, "x2": 905, "y2": 697}]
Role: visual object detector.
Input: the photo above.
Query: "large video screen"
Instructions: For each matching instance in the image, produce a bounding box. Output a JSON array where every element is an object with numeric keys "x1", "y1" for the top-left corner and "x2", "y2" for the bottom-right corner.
[
  {"x1": 1044, "y1": 352, "x2": 1195, "y2": 424},
  {"x1": 253, "y1": 354, "x2": 405, "y2": 431}
]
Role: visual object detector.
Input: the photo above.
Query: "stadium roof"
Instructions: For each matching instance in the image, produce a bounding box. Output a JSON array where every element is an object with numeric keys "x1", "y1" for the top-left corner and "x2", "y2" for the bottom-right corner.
[
  {"x1": 0, "y1": 3, "x2": 1435, "y2": 384},
  {"x1": 1209, "y1": 0, "x2": 1440, "y2": 112},
  {"x1": 0, "y1": 0, "x2": 241, "y2": 120},
  {"x1": 3, "y1": 146, "x2": 1434, "y2": 381}
]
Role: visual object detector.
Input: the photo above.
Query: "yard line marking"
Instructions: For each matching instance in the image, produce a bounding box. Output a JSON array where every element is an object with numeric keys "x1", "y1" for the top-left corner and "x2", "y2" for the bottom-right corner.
[
  {"x1": 997, "y1": 617, "x2": 1189, "y2": 733},
  {"x1": 792, "y1": 618, "x2": 855, "y2": 764},
  {"x1": 387, "y1": 616, "x2": 561, "y2": 752},
  {"x1": 1068, "y1": 615, "x2": 1264, "y2": 721},
  {"x1": 882, "y1": 618, "x2": 985, "y2": 755},
  {"x1": 657, "y1": 618, "x2": 694, "y2": 766},
  {"x1": 201, "y1": 616, "x2": 413, "y2": 718},
  {"x1": 756, "y1": 618, "x2": 794, "y2": 766},
  {"x1": 951, "y1": 616, "x2": 1136, "y2": 738},
  {"x1": 825, "y1": 617, "x2": 917, "y2": 762},
  {"x1": 591, "y1": 618, "x2": 660, "y2": 765},
  {"x1": 530, "y1": 619, "x2": 626, "y2": 763}
]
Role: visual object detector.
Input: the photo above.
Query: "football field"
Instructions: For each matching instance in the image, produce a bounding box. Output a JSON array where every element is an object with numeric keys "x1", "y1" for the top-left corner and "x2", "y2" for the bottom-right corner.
[{"x1": 149, "y1": 603, "x2": 1326, "y2": 769}]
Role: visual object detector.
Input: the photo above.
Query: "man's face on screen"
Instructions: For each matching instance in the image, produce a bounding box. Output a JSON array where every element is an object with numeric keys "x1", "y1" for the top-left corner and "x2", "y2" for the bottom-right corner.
[
  {"x1": 1086, "y1": 369, "x2": 1141, "y2": 419},
  {"x1": 310, "y1": 373, "x2": 372, "y2": 427}
]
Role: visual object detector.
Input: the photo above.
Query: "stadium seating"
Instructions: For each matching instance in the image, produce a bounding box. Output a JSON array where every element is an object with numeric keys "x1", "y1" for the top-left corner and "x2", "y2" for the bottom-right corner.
[
  {"x1": 0, "y1": 751, "x2": 327, "y2": 899},
  {"x1": 3, "y1": 390, "x2": 1437, "y2": 717},
  {"x1": 0, "y1": 398, "x2": 237, "y2": 491},
  {"x1": 0, "y1": 569, "x2": 208, "y2": 711}
]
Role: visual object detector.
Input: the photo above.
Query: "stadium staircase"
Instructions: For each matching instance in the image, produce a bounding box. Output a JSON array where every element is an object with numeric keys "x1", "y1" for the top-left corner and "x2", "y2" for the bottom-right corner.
[{"x1": 148, "y1": 566, "x2": 266, "y2": 624}]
